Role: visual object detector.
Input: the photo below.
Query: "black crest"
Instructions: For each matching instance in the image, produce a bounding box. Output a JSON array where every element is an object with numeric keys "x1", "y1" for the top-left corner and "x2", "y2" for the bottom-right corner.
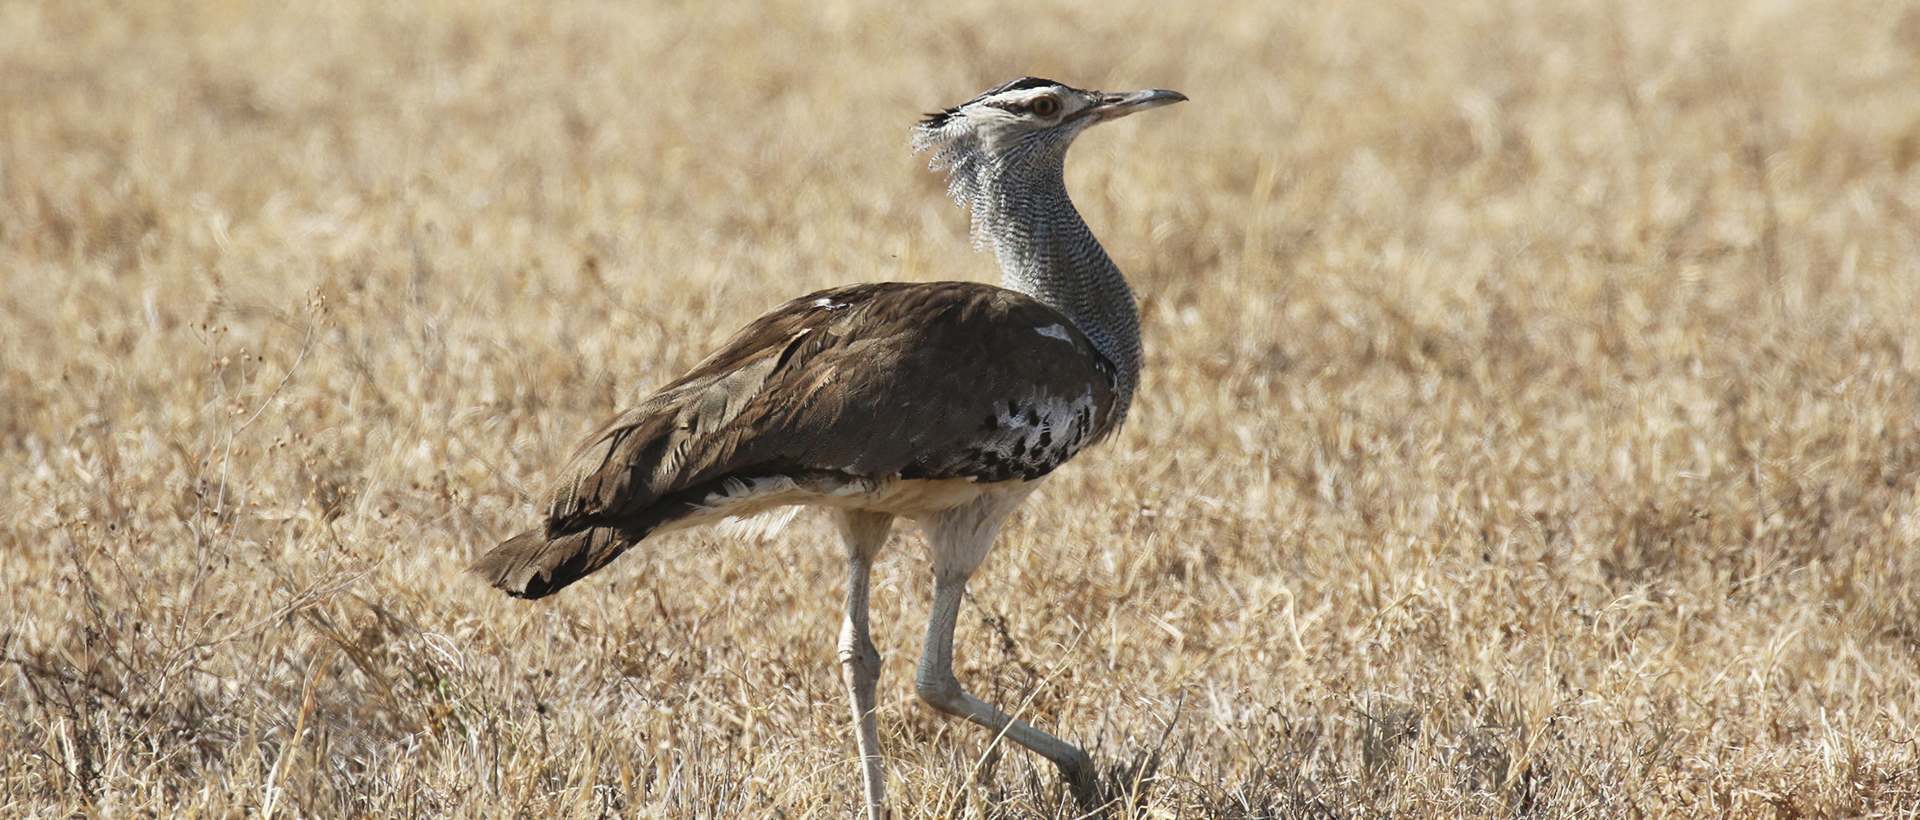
[{"x1": 918, "y1": 77, "x2": 1068, "y2": 129}]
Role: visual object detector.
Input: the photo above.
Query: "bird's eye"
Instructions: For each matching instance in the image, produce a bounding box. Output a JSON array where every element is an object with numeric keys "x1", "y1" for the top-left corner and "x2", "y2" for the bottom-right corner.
[{"x1": 1030, "y1": 96, "x2": 1061, "y2": 116}]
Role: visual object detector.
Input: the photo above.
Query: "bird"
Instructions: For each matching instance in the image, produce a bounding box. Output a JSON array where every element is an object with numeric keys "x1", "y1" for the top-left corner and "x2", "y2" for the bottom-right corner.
[{"x1": 471, "y1": 77, "x2": 1185, "y2": 817}]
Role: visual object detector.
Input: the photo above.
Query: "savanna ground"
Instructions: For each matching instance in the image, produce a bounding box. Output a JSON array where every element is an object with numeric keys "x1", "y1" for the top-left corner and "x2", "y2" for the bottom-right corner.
[{"x1": 4, "y1": 0, "x2": 1920, "y2": 816}]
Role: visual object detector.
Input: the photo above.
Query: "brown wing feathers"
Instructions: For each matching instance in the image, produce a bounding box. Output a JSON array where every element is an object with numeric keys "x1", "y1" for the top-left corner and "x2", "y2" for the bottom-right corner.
[{"x1": 471, "y1": 281, "x2": 1117, "y2": 598}]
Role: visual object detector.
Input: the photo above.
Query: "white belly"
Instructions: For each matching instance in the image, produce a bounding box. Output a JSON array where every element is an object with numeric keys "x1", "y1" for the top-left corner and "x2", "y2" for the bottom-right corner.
[{"x1": 654, "y1": 473, "x2": 1045, "y2": 537}]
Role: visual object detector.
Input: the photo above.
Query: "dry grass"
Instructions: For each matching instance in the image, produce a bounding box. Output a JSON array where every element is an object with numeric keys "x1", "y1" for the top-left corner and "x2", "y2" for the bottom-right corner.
[{"x1": 4, "y1": 0, "x2": 1920, "y2": 816}]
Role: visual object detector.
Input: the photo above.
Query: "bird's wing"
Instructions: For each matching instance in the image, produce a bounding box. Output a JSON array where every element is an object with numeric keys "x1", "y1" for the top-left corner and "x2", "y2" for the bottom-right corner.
[{"x1": 543, "y1": 280, "x2": 1119, "y2": 535}]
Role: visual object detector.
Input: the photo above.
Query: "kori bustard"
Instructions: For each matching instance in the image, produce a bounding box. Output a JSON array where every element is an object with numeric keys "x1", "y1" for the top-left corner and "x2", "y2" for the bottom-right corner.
[{"x1": 473, "y1": 78, "x2": 1184, "y2": 815}]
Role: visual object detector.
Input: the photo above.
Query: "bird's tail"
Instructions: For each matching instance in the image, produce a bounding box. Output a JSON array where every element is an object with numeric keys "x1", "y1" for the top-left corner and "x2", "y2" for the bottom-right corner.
[{"x1": 470, "y1": 526, "x2": 639, "y2": 599}]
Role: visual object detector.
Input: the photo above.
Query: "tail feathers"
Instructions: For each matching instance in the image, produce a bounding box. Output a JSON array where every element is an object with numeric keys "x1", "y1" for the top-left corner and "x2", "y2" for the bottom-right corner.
[{"x1": 470, "y1": 526, "x2": 637, "y2": 599}]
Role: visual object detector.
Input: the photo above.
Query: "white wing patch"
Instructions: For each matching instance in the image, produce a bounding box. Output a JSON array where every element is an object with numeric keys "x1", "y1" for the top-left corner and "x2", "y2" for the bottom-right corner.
[
  {"x1": 715, "y1": 506, "x2": 802, "y2": 541},
  {"x1": 1034, "y1": 323, "x2": 1073, "y2": 342},
  {"x1": 671, "y1": 475, "x2": 843, "y2": 536}
]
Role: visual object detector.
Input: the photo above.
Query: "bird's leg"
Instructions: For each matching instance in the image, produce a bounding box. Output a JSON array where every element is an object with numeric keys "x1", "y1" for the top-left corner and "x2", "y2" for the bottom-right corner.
[
  {"x1": 914, "y1": 491, "x2": 1099, "y2": 809},
  {"x1": 834, "y1": 509, "x2": 894, "y2": 820},
  {"x1": 917, "y1": 577, "x2": 1099, "y2": 807}
]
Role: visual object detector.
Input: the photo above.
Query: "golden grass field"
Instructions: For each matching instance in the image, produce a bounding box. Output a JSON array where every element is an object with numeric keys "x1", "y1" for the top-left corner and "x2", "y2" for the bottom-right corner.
[{"x1": 4, "y1": 0, "x2": 1919, "y2": 816}]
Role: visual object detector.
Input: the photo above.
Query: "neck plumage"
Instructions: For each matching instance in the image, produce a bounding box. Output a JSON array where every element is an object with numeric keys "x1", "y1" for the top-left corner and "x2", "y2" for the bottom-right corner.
[{"x1": 974, "y1": 157, "x2": 1143, "y2": 424}]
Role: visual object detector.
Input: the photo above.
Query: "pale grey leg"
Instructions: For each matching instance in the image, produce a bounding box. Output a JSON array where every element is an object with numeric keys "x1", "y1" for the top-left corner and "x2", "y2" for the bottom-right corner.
[
  {"x1": 914, "y1": 488, "x2": 1099, "y2": 808},
  {"x1": 834, "y1": 509, "x2": 894, "y2": 820}
]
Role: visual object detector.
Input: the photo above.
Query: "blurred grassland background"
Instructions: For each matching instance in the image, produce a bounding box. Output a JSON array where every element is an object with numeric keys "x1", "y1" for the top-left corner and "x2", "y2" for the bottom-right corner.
[{"x1": 3, "y1": 0, "x2": 1919, "y2": 816}]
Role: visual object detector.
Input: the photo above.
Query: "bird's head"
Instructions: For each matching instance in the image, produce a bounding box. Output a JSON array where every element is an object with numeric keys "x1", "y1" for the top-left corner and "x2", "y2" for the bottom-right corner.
[{"x1": 912, "y1": 78, "x2": 1186, "y2": 211}]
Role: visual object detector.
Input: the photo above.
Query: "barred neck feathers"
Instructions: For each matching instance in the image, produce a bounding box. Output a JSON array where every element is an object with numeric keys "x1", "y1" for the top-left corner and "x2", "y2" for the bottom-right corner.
[
  {"x1": 912, "y1": 78, "x2": 1181, "y2": 423},
  {"x1": 975, "y1": 159, "x2": 1142, "y2": 417}
]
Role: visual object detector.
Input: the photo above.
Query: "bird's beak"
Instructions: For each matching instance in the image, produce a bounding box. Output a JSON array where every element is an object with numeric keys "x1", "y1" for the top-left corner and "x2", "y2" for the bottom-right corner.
[{"x1": 1080, "y1": 89, "x2": 1188, "y2": 123}]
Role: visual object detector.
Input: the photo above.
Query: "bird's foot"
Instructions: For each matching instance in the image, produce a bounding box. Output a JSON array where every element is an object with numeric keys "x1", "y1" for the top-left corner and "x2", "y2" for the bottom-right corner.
[{"x1": 1058, "y1": 746, "x2": 1170, "y2": 818}]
